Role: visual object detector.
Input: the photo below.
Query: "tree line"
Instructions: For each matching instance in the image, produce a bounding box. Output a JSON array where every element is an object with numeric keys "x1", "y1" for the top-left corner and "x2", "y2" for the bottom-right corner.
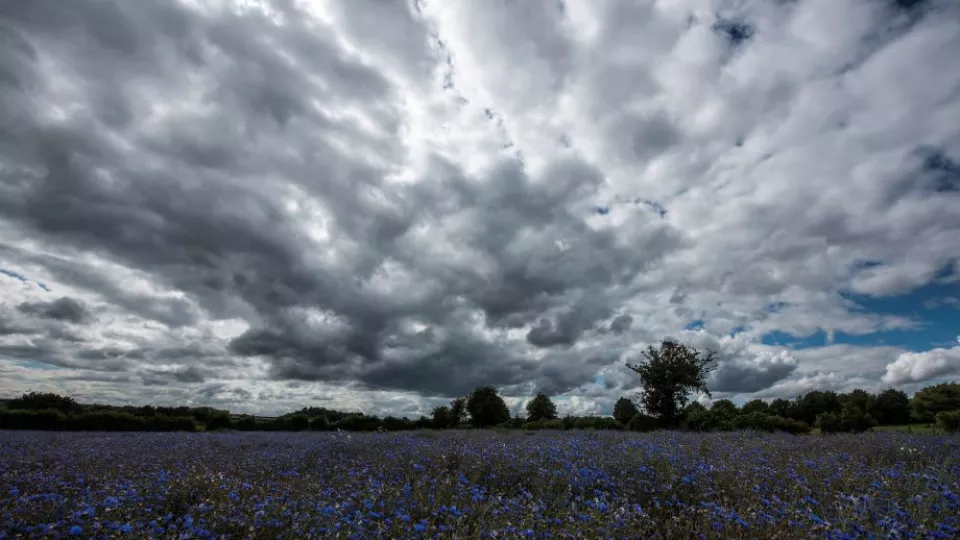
[{"x1": 2, "y1": 340, "x2": 959, "y2": 433}]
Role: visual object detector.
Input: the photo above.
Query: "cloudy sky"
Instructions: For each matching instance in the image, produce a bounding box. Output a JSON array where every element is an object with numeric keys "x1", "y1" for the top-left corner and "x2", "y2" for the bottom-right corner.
[{"x1": 1, "y1": 0, "x2": 958, "y2": 417}]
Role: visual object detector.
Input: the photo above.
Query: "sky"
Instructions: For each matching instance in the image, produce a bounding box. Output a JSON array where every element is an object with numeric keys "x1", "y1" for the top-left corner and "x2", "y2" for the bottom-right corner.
[{"x1": 1, "y1": 0, "x2": 959, "y2": 418}]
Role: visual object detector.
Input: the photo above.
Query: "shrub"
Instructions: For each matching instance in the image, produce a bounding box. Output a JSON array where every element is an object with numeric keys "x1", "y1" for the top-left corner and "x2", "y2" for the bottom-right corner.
[
  {"x1": 816, "y1": 409, "x2": 876, "y2": 434},
  {"x1": 573, "y1": 416, "x2": 620, "y2": 430},
  {"x1": 0, "y1": 408, "x2": 67, "y2": 430},
  {"x1": 205, "y1": 414, "x2": 233, "y2": 431},
  {"x1": 522, "y1": 419, "x2": 565, "y2": 431},
  {"x1": 6, "y1": 392, "x2": 80, "y2": 414},
  {"x1": 731, "y1": 413, "x2": 811, "y2": 434},
  {"x1": 936, "y1": 410, "x2": 960, "y2": 432},
  {"x1": 498, "y1": 416, "x2": 525, "y2": 429},
  {"x1": 627, "y1": 413, "x2": 660, "y2": 432},
  {"x1": 333, "y1": 414, "x2": 381, "y2": 431}
]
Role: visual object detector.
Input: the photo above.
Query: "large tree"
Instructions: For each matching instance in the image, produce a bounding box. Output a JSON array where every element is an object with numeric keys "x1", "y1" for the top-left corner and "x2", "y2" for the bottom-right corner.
[
  {"x1": 869, "y1": 388, "x2": 911, "y2": 425},
  {"x1": 613, "y1": 397, "x2": 640, "y2": 425},
  {"x1": 466, "y1": 386, "x2": 511, "y2": 427},
  {"x1": 791, "y1": 391, "x2": 842, "y2": 425},
  {"x1": 840, "y1": 389, "x2": 874, "y2": 415},
  {"x1": 431, "y1": 405, "x2": 451, "y2": 429},
  {"x1": 741, "y1": 399, "x2": 770, "y2": 415},
  {"x1": 625, "y1": 340, "x2": 717, "y2": 426},
  {"x1": 525, "y1": 392, "x2": 558, "y2": 422},
  {"x1": 911, "y1": 382, "x2": 960, "y2": 423},
  {"x1": 448, "y1": 397, "x2": 468, "y2": 427},
  {"x1": 711, "y1": 399, "x2": 739, "y2": 416}
]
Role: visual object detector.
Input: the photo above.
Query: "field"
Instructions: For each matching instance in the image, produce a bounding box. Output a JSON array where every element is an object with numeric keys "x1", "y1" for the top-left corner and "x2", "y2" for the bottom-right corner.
[{"x1": 1, "y1": 431, "x2": 958, "y2": 539}]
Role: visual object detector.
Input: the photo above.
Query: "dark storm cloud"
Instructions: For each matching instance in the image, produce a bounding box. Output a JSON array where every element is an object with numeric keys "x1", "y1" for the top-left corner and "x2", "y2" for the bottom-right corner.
[
  {"x1": 0, "y1": 0, "x2": 685, "y2": 399},
  {"x1": 709, "y1": 357, "x2": 799, "y2": 394},
  {"x1": 0, "y1": 246, "x2": 204, "y2": 328},
  {"x1": 609, "y1": 314, "x2": 633, "y2": 334},
  {"x1": 18, "y1": 296, "x2": 90, "y2": 323}
]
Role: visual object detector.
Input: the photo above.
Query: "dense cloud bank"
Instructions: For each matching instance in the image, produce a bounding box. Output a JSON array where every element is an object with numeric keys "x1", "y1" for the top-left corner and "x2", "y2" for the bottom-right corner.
[{"x1": 1, "y1": 0, "x2": 958, "y2": 416}]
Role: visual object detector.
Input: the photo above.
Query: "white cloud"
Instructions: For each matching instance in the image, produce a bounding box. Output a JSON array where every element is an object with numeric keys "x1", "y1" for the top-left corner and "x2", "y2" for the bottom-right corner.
[{"x1": 882, "y1": 342, "x2": 960, "y2": 385}]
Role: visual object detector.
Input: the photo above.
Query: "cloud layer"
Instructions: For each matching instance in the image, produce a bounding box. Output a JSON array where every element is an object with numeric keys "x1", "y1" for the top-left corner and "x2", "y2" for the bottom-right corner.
[{"x1": 1, "y1": 0, "x2": 958, "y2": 416}]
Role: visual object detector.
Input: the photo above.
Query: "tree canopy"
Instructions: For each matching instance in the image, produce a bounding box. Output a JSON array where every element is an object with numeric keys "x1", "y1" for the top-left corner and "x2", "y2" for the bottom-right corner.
[
  {"x1": 625, "y1": 339, "x2": 717, "y2": 426},
  {"x1": 612, "y1": 397, "x2": 639, "y2": 425},
  {"x1": 525, "y1": 392, "x2": 558, "y2": 422},
  {"x1": 911, "y1": 383, "x2": 960, "y2": 423},
  {"x1": 466, "y1": 386, "x2": 511, "y2": 427}
]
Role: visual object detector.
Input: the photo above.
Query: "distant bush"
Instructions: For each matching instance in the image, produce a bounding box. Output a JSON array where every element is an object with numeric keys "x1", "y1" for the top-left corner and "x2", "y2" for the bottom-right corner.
[
  {"x1": 0, "y1": 409, "x2": 197, "y2": 432},
  {"x1": 935, "y1": 410, "x2": 960, "y2": 433},
  {"x1": 574, "y1": 416, "x2": 620, "y2": 430},
  {"x1": 6, "y1": 392, "x2": 79, "y2": 414},
  {"x1": 731, "y1": 413, "x2": 811, "y2": 435},
  {"x1": 332, "y1": 414, "x2": 381, "y2": 432},
  {"x1": 816, "y1": 409, "x2": 877, "y2": 434},
  {"x1": 0, "y1": 408, "x2": 67, "y2": 430},
  {"x1": 205, "y1": 414, "x2": 234, "y2": 431},
  {"x1": 627, "y1": 413, "x2": 660, "y2": 432},
  {"x1": 522, "y1": 419, "x2": 565, "y2": 430},
  {"x1": 380, "y1": 416, "x2": 416, "y2": 431},
  {"x1": 309, "y1": 416, "x2": 330, "y2": 431}
]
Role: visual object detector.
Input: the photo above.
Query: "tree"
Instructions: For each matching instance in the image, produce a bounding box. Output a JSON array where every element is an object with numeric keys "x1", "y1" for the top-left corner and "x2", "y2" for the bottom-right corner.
[
  {"x1": 206, "y1": 414, "x2": 233, "y2": 431},
  {"x1": 911, "y1": 382, "x2": 960, "y2": 423},
  {"x1": 7, "y1": 392, "x2": 80, "y2": 413},
  {"x1": 448, "y1": 397, "x2": 468, "y2": 428},
  {"x1": 711, "y1": 399, "x2": 739, "y2": 416},
  {"x1": 613, "y1": 397, "x2": 640, "y2": 425},
  {"x1": 791, "y1": 391, "x2": 842, "y2": 425},
  {"x1": 625, "y1": 340, "x2": 717, "y2": 426},
  {"x1": 869, "y1": 388, "x2": 911, "y2": 425},
  {"x1": 431, "y1": 406, "x2": 451, "y2": 429},
  {"x1": 466, "y1": 386, "x2": 511, "y2": 427},
  {"x1": 525, "y1": 393, "x2": 558, "y2": 422},
  {"x1": 769, "y1": 398, "x2": 792, "y2": 417},
  {"x1": 840, "y1": 389, "x2": 874, "y2": 415},
  {"x1": 741, "y1": 399, "x2": 769, "y2": 415}
]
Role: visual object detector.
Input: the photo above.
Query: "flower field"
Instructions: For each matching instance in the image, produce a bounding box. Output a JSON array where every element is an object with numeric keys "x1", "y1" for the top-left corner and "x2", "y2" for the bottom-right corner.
[{"x1": 1, "y1": 430, "x2": 958, "y2": 539}]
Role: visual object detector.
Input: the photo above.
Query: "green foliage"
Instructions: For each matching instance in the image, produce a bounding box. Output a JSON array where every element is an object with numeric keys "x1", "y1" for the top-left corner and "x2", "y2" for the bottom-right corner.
[
  {"x1": 205, "y1": 414, "x2": 233, "y2": 431},
  {"x1": 522, "y1": 418, "x2": 565, "y2": 430},
  {"x1": 431, "y1": 406, "x2": 451, "y2": 429},
  {"x1": 869, "y1": 388, "x2": 911, "y2": 425},
  {"x1": 840, "y1": 389, "x2": 874, "y2": 415},
  {"x1": 768, "y1": 398, "x2": 792, "y2": 417},
  {"x1": 0, "y1": 408, "x2": 197, "y2": 431},
  {"x1": 935, "y1": 410, "x2": 960, "y2": 432},
  {"x1": 910, "y1": 383, "x2": 960, "y2": 423},
  {"x1": 448, "y1": 397, "x2": 468, "y2": 427},
  {"x1": 740, "y1": 399, "x2": 769, "y2": 415},
  {"x1": 730, "y1": 413, "x2": 812, "y2": 434},
  {"x1": 285, "y1": 414, "x2": 311, "y2": 432},
  {"x1": 816, "y1": 408, "x2": 877, "y2": 434},
  {"x1": 466, "y1": 386, "x2": 510, "y2": 427},
  {"x1": 234, "y1": 416, "x2": 258, "y2": 431},
  {"x1": 525, "y1": 393, "x2": 558, "y2": 422},
  {"x1": 711, "y1": 399, "x2": 739, "y2": 416},
  {"x1": 627, "y1": 412, "x2": 660, "y2": 432},
  {"x1": 613, "y1": 397, "x2": 639, "y2": 425},
  {"x1": 791, "y1": 391, "x2": 843, "y2": 425},
  {"x1": 6, "y1": 392, "x2": 80, "y2": 413},
  {"x1": 625, "y1": 340, "x2": 717, "y2": 426},
  {"x1": 332, "y1": 414, "x2": 381, "y2": 432},
  {"x1": 573, "y1": 416, "x2": 620, "y2": 430},
  {"x1": 498, "y1": 416, "x2": 525, "y2": 429}
]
